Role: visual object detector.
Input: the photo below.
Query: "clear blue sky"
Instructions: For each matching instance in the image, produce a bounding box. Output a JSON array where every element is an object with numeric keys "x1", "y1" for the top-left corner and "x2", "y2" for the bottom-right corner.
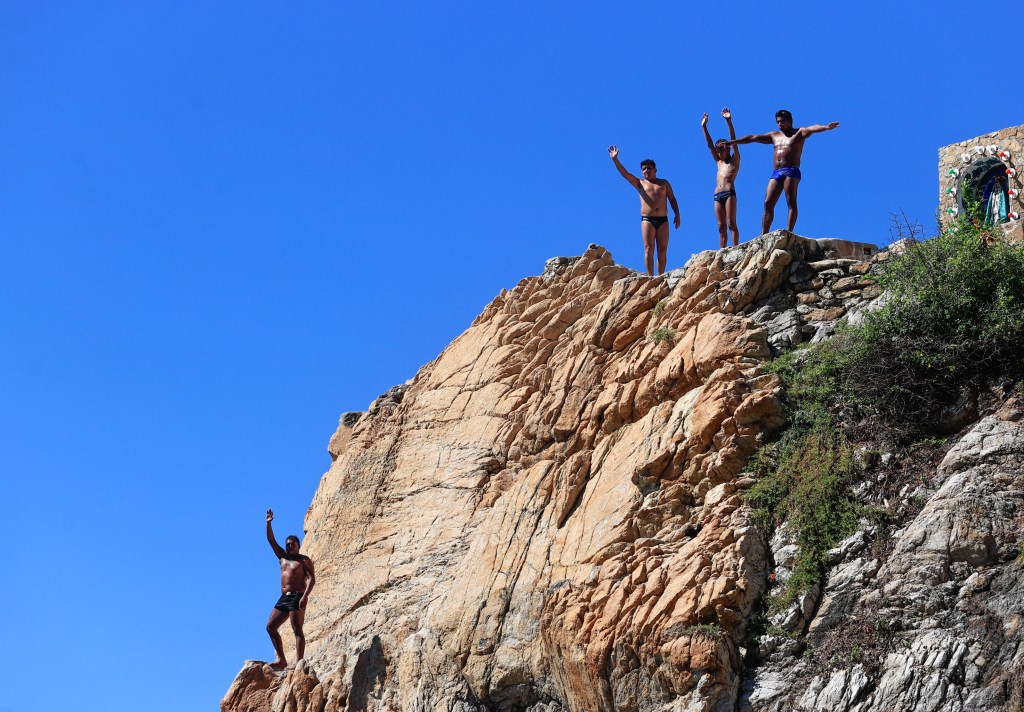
[{"x1": 0, "y1": 2, "x2": 1015, "y2": 710}]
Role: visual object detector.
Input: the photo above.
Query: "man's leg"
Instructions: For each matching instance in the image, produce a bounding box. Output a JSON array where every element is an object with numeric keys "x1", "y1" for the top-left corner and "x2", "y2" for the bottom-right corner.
[
  {"x1": 655, "y1": 222, "x2": 669, "y2": 275},
  {"x1": 762, "y1": 179, "x2": 784, "y2": 235},
  {"x1": 641, "y1": 221, "x2": 656, "y2": 276},
  {"x1": 714, "y1": 201, "x2": 728, "y2": 249},
  {"x1": 726, "y1": 195, "x2": 740, "y2": 246},
  {"x1": 784, "y1": 177, "x2": 800, "y2": 231},
  {"x1": 266, "y1": 608, "x2": 289, "y2": 668},
  {"x1": 289, "y1": 609, "x2": 307, "y2": 665}
]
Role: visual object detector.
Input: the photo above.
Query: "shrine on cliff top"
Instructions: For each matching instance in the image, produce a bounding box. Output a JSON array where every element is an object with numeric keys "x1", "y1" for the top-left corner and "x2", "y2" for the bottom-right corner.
[{"x1": 939, "y1": 124, "x2": 1024, "y2": 243}]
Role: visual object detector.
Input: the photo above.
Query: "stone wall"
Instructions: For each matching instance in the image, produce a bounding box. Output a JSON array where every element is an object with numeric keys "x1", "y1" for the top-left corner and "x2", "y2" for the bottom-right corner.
[
  {"x1": 730, "y1": 236, "x2": 889, "y2": 356},
  {"x1": 938, "y1": 125, "x2": 1024, "y2": 243}
]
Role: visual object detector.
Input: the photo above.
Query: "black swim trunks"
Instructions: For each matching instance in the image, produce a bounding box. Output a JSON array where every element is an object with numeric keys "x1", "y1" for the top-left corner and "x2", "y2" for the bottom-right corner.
[
  {"x1": 274, "y1": 591, "x2": 303, "y2": 612},
  {"x1": 713, "y1": 190, "x2": 736, "y2": 204},
  {"x1": 641, "y1": 215, "x2": 669, "y2": 228}
]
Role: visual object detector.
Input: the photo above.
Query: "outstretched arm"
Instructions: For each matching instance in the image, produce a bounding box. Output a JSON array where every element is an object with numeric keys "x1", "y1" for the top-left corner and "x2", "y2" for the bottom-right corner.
[
  {"x1": 608, "y1": 145, "x2": 641, "y2": 188},
  {"x1": 800, "y1": 121, "x2": 840, "y2": 137},
  {"x1": 666, "y1": 182, "x2": 681, "y2": 229},
  {"x1": 701, "y1": 113, "x2": 719, "y2": 161},
  {"x1": 726, "y1": 132, "x2": 774, "y2": 146},
  {"x1": 299, "y1": 558, "x2": 316, "y2": 609},
  {"x1": 266, "y1": 509, "x2": 286, "y2": 558},
  {"x1": 722, "y1": 107, "x2": 739, "y2": 158}
]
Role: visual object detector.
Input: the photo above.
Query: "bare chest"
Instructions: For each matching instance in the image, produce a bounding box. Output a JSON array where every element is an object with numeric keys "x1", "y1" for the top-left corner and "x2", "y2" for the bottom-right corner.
[
  {"x1": 280, "y1": 558, "x2": 304, "y2": 576},
  {"x1": 773, "y1": 133, "x2": 804, "y2": 156},
  {"x1": 717, "y1": 161, "x2": 738, "y2": 179},
  {"x1": 640, "y1": 180, "x2": 667, "y2": 200}
]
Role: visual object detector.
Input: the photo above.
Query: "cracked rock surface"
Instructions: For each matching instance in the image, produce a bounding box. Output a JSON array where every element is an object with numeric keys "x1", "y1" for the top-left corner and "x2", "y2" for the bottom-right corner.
[
  {"x1": 223, "y1": 232, "x2": 976, "y2": 712},
  {"x1": 740, "y1": 408, "x2": 1024, "y2": 712}
]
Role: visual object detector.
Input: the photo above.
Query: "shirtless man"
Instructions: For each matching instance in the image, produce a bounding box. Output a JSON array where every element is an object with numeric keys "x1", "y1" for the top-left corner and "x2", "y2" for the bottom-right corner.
[
  {"x1": 725, "y1": 110, "x2": 839, "y2": 234},
  {"x1": 608, "y1": 146, "x2": 680, "y2": 275},
  {"x1": 702, "y1": 108, "x2": 741, "y2": 248},
  {"x1": 265, "y1": 509, "x2": 315, "y2": 669}
]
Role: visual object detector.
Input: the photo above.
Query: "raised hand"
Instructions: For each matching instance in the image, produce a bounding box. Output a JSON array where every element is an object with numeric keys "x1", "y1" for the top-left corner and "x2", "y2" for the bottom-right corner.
[
  {"x1": 607, "y1": 145, "x2": 619, "y2": 160},
  {"x1": 722, "y1": 107, "x2": 732, "y2": 120},
  {"x1": 827, "y1": 121, "x2": 840, "y2": 130},
  {"x1": 701, "y1": 113, "x2": 709, "y2": 127},
  {"x1": 266, "y1": 509, "x2": 274, "y2": 522}
]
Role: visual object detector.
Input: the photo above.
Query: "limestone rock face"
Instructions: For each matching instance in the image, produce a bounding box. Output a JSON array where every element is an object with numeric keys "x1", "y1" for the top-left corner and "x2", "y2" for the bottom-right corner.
[
  {"x1": 740, "y1": 403, "x2": 1024, "y2": 712},
  {"x1": 222, "y1": 233, "x2": 881, "y2": 712}
]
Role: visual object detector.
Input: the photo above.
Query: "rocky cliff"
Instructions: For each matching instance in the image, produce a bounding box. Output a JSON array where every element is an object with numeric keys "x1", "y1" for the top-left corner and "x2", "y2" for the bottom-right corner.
[{"x1": 223, "y1": 232, "x2": 1024, "y2": 711}]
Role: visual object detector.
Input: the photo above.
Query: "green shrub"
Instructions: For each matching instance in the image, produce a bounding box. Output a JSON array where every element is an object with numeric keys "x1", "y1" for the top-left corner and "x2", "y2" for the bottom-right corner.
[
  {"x1": 789, "y1": 216, "x2": 1024, "y2": 433},
  {"x1": 749, "y1": 213, "x2": 1024, "y2": 604},
  {"x1": 651, "y1": 327, "x2": 676, "y2": 345},
  {"x1": 748, "y1": 409, "x2": 862, "y2": 606}
]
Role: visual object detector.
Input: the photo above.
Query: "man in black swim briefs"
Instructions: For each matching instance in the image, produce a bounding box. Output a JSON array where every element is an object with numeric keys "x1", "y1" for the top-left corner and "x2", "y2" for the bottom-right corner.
[
  {"x1": 265, "y1": 509, "x2": 316, "y2": 669},
  {"x1": 725, "y1": 110, "x2": 839, "y2": 234},
  {"x1": 608, "y1": 146, "x2": 680, "y2": 275},
  {"x1": 702, "y1": 108, "x2": 741, "y2": 248}
]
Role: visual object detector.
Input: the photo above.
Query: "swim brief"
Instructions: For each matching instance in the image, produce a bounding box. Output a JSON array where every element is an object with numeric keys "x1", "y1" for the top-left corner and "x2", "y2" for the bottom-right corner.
[
  {"x1": 713, "y1": 190, "x2": 736, "y2": 204},
  {"x1": 770, "y1": 166, "x2": 802, "y2": 182},
  {"x1": 274, "y1": 591, "x2": 303, "y2": 612},
  {"x1": 641, "y1": 215, "x2": 669, "y2": 228}
]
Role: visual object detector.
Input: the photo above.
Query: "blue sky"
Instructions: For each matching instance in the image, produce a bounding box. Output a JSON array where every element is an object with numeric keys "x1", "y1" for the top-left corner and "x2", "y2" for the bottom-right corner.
[{"x1": 0, "y1": 2, "x2": 1017, "y2": 710}]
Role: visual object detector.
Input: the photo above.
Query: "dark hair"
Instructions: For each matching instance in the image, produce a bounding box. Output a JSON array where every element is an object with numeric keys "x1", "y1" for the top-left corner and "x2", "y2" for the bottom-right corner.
[
  {"x1": 775, "y1": 109, "x2": 793, "y2": 122},
  {"x1": 715, "y1": 138, "x2": 728, "y2": 146},
  {"x1": 285, "y1": 535, "x2": 300, "y2": 545},
  {"x1": 639, "y1": 159, "x2": 656, "y2": 170}
]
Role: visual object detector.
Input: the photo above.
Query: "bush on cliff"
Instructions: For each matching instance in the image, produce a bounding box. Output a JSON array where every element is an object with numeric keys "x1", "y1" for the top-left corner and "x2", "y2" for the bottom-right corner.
[
  {"x1": 748, "y1": 407, "x2": 862, "y2": 605},
  {"x1": 789, "y1": 216, "x2": 1024, "y2": 433},
  {"x1": 750, "y1": 215, "x2": 1024, "y2": 602}
]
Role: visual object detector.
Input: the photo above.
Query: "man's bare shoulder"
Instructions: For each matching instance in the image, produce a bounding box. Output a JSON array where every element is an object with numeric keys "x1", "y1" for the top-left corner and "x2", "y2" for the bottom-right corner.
[{"x1": 281, "y1": 553, "x2": 312, "y2": 563}]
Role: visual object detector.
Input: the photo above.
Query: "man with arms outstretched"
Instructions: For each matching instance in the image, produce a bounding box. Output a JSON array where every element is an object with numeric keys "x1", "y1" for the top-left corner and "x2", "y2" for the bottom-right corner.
[
  {"x1": 725, "y1": 110, "x2": 839, "y2": 234},
  {"x1": 608, "y1": 147, "x2": 680, "y2": 275},
  {"x1": 702, "y1": 108, "x2": 741, "y2": 248},
  {"x1": 265, "y1": 509, "x2": 315, "y2": 669}
]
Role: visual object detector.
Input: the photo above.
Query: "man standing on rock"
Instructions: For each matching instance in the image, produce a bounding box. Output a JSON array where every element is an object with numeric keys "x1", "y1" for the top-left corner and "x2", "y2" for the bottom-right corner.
[
  {"x1": 702, "y1": 108, "x2": 741, "y2": 248},
  {"x1": 725, "y1": 110, "x2": 839, "y2": 234},
  {"x1": 265, "y1": 509, "x2": 315, "y2": 669},
  {"x1": 608, "y1": 146, "x2": 680, "y2": 276}
]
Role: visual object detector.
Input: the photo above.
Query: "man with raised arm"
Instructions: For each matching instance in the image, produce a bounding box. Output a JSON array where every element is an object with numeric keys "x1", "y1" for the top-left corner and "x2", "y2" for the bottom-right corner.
[
  {"x1": 702, "y1": 108, "x2": 741, "y2": 248},
  {"x1": 725, "y1": 110, "x2": 839, "y2": 234},
  {"x1": 265, "y1": 509, "x2": 315, "y2": 669},
  {"x1": 608, "y1": 146, "x2": 680, "y2": 276}
]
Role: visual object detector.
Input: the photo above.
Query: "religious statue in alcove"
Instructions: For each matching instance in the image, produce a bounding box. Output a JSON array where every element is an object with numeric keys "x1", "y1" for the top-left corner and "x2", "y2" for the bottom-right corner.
[{"x1": 983, "y1": 173, "x2": 1010, "y2": 225}]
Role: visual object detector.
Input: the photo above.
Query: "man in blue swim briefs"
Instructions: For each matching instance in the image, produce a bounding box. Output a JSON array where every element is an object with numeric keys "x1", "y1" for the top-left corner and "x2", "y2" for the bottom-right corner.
[
  {"x1": 608, "y1": 146, "x2": 681, "y2": 276},
  {"x1": 725, "y1": 110, "x2": 839, "y2": 234},
  {"x1": 702, "y1": 108, "x2": 741, "y2": 249}
]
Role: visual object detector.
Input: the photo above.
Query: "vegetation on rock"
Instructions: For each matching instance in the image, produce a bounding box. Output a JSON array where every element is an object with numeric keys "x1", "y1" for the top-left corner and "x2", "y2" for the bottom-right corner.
[
  {"x1": 750, "y1": 214, "x2": 1024, "y2": 605},
  {"x1": 651, "y1": 326, "x2": 676, "y2": 344},
  {"x1": 787, "y1": 216, "x2": 1024, "y2": 435}
]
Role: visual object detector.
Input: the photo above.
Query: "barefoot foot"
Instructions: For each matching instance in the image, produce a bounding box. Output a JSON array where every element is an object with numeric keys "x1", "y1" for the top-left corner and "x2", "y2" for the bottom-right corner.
[{"x1": 269, "y1": 659, "x2": 288, "y2": 669}]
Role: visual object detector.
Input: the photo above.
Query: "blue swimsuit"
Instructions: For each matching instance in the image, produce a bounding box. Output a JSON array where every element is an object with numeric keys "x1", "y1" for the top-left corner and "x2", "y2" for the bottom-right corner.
[{"x1": 770, "y1": 166, "x2": 802, "y2": 182}]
